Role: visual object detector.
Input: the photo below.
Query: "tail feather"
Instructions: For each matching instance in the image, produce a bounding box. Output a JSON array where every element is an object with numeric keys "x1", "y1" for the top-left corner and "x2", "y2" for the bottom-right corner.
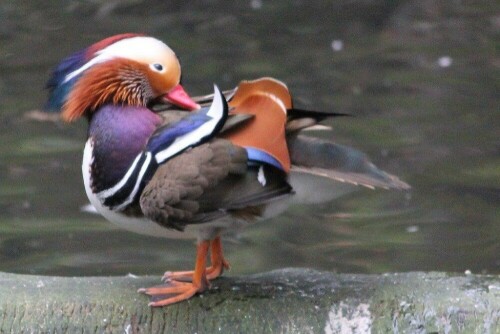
[
  {"x1": 288, "y1": 135, "x2": 410, "y2": 190},
  {"x1": 285, "y1": 108, "x2": 351, "y2": 133}
]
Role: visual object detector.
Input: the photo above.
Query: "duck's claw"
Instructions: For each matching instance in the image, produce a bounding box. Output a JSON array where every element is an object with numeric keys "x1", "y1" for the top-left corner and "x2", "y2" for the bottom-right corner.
[
  {"x1": 140, "y1": 240, "x2": 211, "y2": 307},
  {"x1": 139, "y1": 278, "x2": 209, "y2": 307},
  {"x1": 139, "y1": 237, "x2": 231, "y2": 307}
]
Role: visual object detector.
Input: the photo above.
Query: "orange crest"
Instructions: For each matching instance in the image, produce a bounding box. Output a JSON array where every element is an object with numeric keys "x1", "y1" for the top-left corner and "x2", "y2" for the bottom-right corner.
[{"x1": 223, "y1": 77, "x2": 292, "y2": 173}]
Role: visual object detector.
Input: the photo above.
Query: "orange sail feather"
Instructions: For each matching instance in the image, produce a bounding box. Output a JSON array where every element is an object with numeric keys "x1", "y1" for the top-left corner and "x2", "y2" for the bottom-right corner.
[{"x1": 223, "y1": 78, "x2": 292, "y2": 173}]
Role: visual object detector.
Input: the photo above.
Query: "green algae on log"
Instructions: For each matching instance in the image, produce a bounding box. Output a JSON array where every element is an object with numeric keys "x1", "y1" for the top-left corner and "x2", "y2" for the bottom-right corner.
[{"x1": 0, "y1": 269, "x2": 498, "y2": 333}]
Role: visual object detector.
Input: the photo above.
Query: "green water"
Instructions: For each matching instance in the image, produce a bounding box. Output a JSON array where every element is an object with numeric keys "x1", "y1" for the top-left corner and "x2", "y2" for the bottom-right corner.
[{"x1": 0, "y1": 0, "x2": 498, "y2": 277}]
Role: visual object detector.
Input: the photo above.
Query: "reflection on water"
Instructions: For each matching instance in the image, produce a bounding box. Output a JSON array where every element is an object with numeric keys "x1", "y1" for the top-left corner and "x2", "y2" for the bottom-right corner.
[{"x1": 0, "y1": 0, "x2": 498, "y2": 276}]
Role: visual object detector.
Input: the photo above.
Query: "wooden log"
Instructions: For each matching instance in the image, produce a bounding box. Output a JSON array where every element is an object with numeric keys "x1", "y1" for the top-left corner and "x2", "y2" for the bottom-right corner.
[{"x1": 0, "y1": 269, "x2": 498, "y2": 333}]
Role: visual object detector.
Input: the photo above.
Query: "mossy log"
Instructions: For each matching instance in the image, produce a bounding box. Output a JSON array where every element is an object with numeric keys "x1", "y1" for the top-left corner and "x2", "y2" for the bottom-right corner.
[{"x1": 0, "y1": 269, "x2": 498, "y2": 333}]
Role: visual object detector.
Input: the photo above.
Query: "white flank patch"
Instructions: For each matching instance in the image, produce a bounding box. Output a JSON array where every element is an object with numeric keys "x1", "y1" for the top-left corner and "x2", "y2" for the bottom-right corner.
[
  {"x1": 257, "y1": 165, "x2": 267, "y2": 186},
  {"x1": 64, "y1": 36, "x2": 176, "y2": 83},
  {"x1": 155, "y1": 85, "x2": 225, "y2": 163}
]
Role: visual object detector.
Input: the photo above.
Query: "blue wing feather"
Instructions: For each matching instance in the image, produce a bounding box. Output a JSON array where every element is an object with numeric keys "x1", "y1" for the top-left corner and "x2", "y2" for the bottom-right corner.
[
  {"x1": 146, "y1": 85, "x2": 229, "y2": 164},
  {"x1": 146, "y1": 111, "x2": 212, "y2": 155},
  {"x1": 246, "y1": 147, "x2": 285, "y2": 171}
]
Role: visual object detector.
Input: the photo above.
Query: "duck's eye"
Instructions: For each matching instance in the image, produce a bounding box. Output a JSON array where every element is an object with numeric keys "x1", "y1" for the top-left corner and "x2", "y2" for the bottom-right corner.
[{"x1": 150, "y1": 63, "x2": 164, "y2": 72}]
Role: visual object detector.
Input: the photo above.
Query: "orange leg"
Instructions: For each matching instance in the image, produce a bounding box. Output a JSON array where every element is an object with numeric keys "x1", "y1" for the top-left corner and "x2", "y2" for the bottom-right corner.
[
  {"x1": 139, "y1": 240, "x2": 210, "y2": 307},
  {"x1": 163, "y1": 236, "x2": 230, "y2": 282},
  {"x1": 206, "y1": 236, "x2": 231, "y2": 279}
]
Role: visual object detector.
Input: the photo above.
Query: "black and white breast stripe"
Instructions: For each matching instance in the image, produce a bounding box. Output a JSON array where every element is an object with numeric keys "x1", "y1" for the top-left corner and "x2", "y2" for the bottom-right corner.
[
  {"x1": 95, "y1": 85, "x2": 228, "y2": 211},
  {"x1": 96, "y1": 152, "x2": 154, "y2": 210}
]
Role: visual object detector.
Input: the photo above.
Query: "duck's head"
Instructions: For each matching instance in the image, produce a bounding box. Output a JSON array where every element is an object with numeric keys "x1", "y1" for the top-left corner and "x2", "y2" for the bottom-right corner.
[{"x1": 57, "y1": 34, "x2": 199, "y2": 122}]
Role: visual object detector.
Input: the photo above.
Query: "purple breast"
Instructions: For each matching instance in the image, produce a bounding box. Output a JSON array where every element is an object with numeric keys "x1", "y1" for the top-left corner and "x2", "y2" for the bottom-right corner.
[{"x1": 88, "y1": 104, "x2": 161, "y2": 193}]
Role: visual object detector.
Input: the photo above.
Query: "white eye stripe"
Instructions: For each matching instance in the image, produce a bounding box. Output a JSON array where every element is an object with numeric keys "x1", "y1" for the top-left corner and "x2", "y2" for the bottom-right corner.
[
  {"x1": 63, "y1": 36, "x2": 175, "y2": 83},
  {"x1": 63, "y1": 54, "x2": 113, "y2": 83}
]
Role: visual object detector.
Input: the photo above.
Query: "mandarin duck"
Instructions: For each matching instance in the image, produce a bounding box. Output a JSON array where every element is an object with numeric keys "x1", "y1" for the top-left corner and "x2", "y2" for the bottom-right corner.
[{"x1": 49, "y1": 34, "x2": 409, "y2": 307}]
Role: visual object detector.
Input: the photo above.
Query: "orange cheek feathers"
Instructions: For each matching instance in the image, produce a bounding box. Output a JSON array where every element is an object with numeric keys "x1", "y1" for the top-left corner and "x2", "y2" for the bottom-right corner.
[{"x1": 61, "y1": 60, "x2": 150, "y2": 122}]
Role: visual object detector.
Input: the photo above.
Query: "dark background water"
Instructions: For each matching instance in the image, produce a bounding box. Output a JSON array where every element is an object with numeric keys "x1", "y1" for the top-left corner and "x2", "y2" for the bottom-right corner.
[{"x1": 0, "y1": 0, "x2": 498, "y2": 277}]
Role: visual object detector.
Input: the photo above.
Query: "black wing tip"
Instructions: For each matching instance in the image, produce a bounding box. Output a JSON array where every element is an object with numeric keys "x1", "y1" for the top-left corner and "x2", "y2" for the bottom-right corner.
[{"x1": 287, "y1": 108, "x2": 353, "y2": 119}]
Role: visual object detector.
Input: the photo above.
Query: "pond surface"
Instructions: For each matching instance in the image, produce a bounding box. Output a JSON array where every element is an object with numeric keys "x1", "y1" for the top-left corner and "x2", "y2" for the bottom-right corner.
[{"x1": 0, "y1": 0, "x2": 498, "y2": 277}]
